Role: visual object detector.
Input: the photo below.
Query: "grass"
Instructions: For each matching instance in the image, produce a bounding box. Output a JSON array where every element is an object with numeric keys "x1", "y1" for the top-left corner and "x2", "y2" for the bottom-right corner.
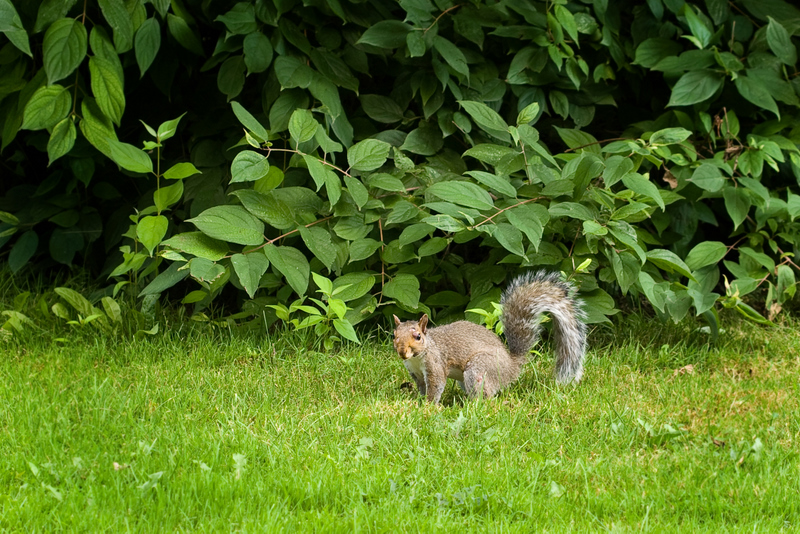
[{"x1": 1, "y1": 313, "x2": 799, "y2": 532}]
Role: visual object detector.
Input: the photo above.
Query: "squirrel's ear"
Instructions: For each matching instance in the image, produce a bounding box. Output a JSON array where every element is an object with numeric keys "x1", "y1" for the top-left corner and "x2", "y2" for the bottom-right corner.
[
  {"x1": 393, "y1": 314, "x2": 401, "y2": 326},
  {"x1": 418, "y1": 314, "x2": 429, "y2": 332}
]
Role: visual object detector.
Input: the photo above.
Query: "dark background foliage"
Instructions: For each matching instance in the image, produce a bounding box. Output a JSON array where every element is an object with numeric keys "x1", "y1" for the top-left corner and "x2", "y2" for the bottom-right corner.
[{"x1": 1, "y1": 0, "x2": 799, "y2": 339}]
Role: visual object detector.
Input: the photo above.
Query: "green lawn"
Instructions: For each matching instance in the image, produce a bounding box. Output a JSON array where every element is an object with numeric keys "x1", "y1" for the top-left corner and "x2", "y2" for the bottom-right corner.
[{"x1": 1, "y1": 317, "x2": 798, "y2": 531}]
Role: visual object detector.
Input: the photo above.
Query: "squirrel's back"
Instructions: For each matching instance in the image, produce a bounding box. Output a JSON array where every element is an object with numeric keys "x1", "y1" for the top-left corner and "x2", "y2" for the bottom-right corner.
[{"x1": 426, "y1": 320, "x2": 507, "y2": 352}]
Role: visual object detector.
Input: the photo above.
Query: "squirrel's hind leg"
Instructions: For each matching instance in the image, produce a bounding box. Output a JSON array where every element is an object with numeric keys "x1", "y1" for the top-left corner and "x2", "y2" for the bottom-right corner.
[{"x1": 463, "y1": 365, "x2": 502, "y2": 399}]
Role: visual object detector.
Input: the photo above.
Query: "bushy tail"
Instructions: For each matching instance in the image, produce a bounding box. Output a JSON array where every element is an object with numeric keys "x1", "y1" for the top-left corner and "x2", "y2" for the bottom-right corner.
[{"x1": 500, "y1": 271, "x2": 587, "y2": 384}]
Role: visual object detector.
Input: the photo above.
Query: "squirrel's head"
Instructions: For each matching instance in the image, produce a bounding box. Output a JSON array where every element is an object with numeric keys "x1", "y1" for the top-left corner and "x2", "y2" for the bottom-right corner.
[{"x1": 392, "y1": 314, "x2": 429, "y2": 360}]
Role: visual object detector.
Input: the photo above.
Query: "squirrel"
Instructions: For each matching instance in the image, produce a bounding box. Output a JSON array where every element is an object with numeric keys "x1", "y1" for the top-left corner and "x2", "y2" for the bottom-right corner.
[{"x1": 392, "y1": 270, "x2": 587, "y2": 404}]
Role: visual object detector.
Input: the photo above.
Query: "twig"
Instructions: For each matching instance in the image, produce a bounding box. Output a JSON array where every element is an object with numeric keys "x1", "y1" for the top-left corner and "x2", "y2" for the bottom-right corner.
[
  {"x1": 265, "y1": 147, "x2": 352, "y2": 178},
  {"x1": 425, "y1": 5, "x2": 462, "y2": 33},
  {"x1": 471, "y1": 197, "x2": 543, "y2": 229},
  {"x1": 224, "y1": 216, "x2": 334, "y2": 258}
]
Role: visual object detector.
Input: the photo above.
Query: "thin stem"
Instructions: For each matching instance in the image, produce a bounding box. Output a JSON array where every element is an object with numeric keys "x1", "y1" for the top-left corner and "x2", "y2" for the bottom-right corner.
[
  {"x1": 425, "y1": 5, "x2": 462, "y2": 33},
  {"x1": 471, "y1": 197, "x2": 543, "y2": 229},
  {"x1": 224, "y1": 216, "x2": 334, "y2": 258},
  {"x1": 266, "y1": 147, "x2": 351, "y2": 178}
]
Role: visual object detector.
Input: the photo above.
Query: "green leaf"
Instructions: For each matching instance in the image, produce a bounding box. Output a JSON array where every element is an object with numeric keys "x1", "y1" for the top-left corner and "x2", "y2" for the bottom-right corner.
[
  {"x1": 230, "y1": 101, "x2": 269, "y2": 141},
  {"x1": 553, "y1": 126, "x2": 600, "y2": 154},
  {"x1": 689, "y1": 163, "x2": 726, "y2": 192},
  {"x1": 360, "y1": 95, "x2": 404, "y2": 123},
  {"x1": 685, "y1": 241, "x2": 728, "y2": 270},
  {"x1": 348, "y1": 139, "x2": 390, "y2": 172},
  {"x1": 683, "y1": 5, "x2": 712, "y2": 49},
  {"x1": 0, "y1": 0, "x2": 32, "y2": 56},
  {"x1": 723, "y1": 187, "x2": 751, "y2": 229},
  {"x1": 243, "y1": 32, "x2": 273, "y2": 75},
  {"x1": 157, "y1": 113, "x2": 185, "y2": 141},
  {"x1": 458, "y1": 100, "x2": 510, "y2": 142},
  {"x1": 217, "y1": 55, "x2": 246, "y2": 102},
  {"x1": 8, "y1": 231, "x2": 38, "y2": 274},
  {"x1": 137, "y1": 215, "x2": 168, "y2": 256},
  {"x1": 231, "y1": 151, "x2": 270, "y2": 183},
  {"x1": 22, "y1": 85, "x2": 71, "y2": 131},
  {"x1": 549, "y1": 202, "x2": 595, "y2": 221},
  {"x1": 215, "y1": 4, "x2": 257, "y2": 35},
  {"x1": 621, "y1": 174, "x2": 665, "y2": 210},
  {"x1": 739, "y1": 247, "x2": 775, "y2": 273},
  {"x1": 0, "y1": 211, "x2": 19, "y2": 225},
  {"x1": 288, "y1": 109, "x2": 318, "y2": 144},
  {"x1": 232, "y1": 190, "x2": 295, "y2": 230},
  {"x1": 134, "y1": 17, "x2": 160, "y2": 77},
  {"x1": 734, "y1": 76, "x2": 780, "y2": 118},
  {"x1": 465, "y1": 171, "x2": 517, "y2": 198},
  {"x1": 646, "y1": 249, "x2": 695, "y2": 281},
  {"x1": 264, "y1": 244, "x2": 310, "y2": 295},
  {"x1": 367, "y1": 173, "x2": 406, "y2": 193},
  {"x1": 153, "y1": 181, "x2": 184, "y2": 212},
  {"x1": 106, "y1": 139, "x2": 153, "y2": 174},
  {"x1": 667, "y1": 70, "x2": 723, "y2": 107},
  {"x1": 603, "y1": 155, "x2": 634, "y2": 187},
  {"x1": 638, "y1": 272, "x2": 668, "y2": 313},
  {"x1": 506, "y1": 203, "x2": 549, "y2": 251},
  {"x1": 43, "y1": 18, "x2": 87, "y2": 84},
  {"x1": 357, "y1": 21, "x2": 412, "y2": 49},
  {"x1": 54, "y1": 287, "x2": 93, "y2": 317},
  {"x1": 47, "y1": 117, "x2": 76, "y2": 165},
  {"x1": 299, "y1": 226, "x2": 337, "y2": 269},
  {"x1": 79, "y1": 98, "x2": 117, "y2": 156},
  {"x1": 163, "y1": 162, "x2": 201, "y2": 180},
  {"x1": 766, "y1": 17, "x2": 797, "y2": 66},
  {"x1": 610, "y1": 250, "x2": 640, "y2": 295},
  {"x1": 231, "y1": 252, "x2": 270, "y2": 299},
  {"x1": 139, "y1": 262, "x2": 189, "y2": 297},
  {"x1": 89, "y1": 57, "x2": 125, "y2": 126},
  {"x1": 98, "y1": 0, "x2": 133, "y2": 52},
  {"x1": 634, "y1": 38, "x2": 683, "y2": 68},
  {"x1": 189, "y1": 258, "x2": 226, "y2": 284},
  {"x1": 427, "y1": 181, "x2": 495, "y2": 211},
  {"x1": 162, "y1": 232, "x2": 229, "y2": 261},
  {"x1": 274, "y1": 56, "x2": 314, "y2": 90},
  {"x1": 399, "y1": 223, "x2": 434, "y2": 247},
  {"x1": 406, "y1": 31, "x2": 426, "y2": 57},
  {"x1": 649, "y1": 128, "x2": 692, "y2": 145},
  {"x1": 433, "y1": 36, "x2": 469, "y2": 78},
  {"x1": 187, "y1": 206, "x2": 265, "y2": 245},
  {"x1": 349, "y1": 238, "x2": 382, "y2": 262},
  {"x1": 549, "y1": 90, "x2": 569, "y2": 119},
  {"x1": 399, "y1": 125, "x2": 444, "y2": 156},
  {"x1": 788, "y1": 192, "x2": 800, "y2": 220},
  {"x1": 333, "y1": 319, "x2": 360, "y2": 344},
  {"x1": 493, "y1": 223, "x2": 526, "y2": 257},
  {"x1": 516, "y1": 103, "x2": 540, "y2": 125},
  {"x1": 167, "y1": 14, "x2": 204, "y2": 55},
  {"x1": 332, "y1": 273, "x2": 376, "y2": 302},
  {"x1": 383, "y1": 273, "x2": 420, "y2": 308},
  {"x1": 551, "y1": 5, "x2": 576, "y2": 41},
  {"x1": 343, "y1": 176, "x2": 368, "y2": 209}
]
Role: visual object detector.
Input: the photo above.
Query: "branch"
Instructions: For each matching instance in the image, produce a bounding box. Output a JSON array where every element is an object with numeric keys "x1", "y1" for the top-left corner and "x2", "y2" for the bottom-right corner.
[
  {"x1": 471, "y1": 197, "x2": 542, "y2": 229},
  {"x1": 265, "y1": 147, "x2": 352, "y2": 178},
  {"x1": 224, "y1": 216, "x2": 334, "y2": 258},
  {"x1": 425, "y1": 5, "x2": 462, "y2": 33}
]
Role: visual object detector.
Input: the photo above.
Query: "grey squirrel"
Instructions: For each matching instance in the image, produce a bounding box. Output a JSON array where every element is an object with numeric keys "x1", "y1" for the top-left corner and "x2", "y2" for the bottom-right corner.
[{"x1": 392, "y1": 271, "x2": 587, "y2": 404}]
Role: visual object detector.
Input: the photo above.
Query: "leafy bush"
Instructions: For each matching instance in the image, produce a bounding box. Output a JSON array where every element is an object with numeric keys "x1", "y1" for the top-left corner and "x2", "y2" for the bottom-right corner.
[{"x1": 1, "y1": 0, "x2": 799, "y2": 335}]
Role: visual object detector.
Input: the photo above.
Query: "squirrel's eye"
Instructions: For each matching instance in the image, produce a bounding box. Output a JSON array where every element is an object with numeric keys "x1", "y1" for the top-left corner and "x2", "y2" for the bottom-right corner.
[{"x1": 414, "y1": 333, "x2": 421, "y2": 341}]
